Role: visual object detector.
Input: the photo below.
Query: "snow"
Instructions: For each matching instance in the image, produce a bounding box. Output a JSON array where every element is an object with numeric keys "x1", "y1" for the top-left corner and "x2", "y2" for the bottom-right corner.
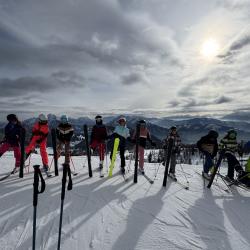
[{"x1": 1, "y1": 153, "x2": 250, "y2": 250}]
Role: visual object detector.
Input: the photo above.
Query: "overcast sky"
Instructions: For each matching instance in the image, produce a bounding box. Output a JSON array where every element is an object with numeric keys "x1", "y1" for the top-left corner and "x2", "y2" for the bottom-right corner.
[{"x1": 0, "y1": 0, "x2": 250, "y2": 120}]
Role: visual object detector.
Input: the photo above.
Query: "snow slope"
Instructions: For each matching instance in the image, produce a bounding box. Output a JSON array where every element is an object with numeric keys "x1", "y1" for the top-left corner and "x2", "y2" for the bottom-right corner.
[{"x1": 0, "y1": 153, "x2": 250, "y2": 250}]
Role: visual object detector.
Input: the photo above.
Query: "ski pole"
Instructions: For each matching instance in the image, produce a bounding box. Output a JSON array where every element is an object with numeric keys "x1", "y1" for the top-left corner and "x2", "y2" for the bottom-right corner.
[
  {"x1": 207, "y1": 150, "x2": 225, "y2": 189},
  {"x1": 179, "y1": 163, "x2": 189, "y2": 184},
  {"x1": 32, "y1": 165, "x2": 46, "y2": 250},
  {"x1": 57, "y1": 163, "x2": 73, "y2": 250},
  {"x1": 51, "y1": 128, "x2": 59, "y2": 176},
  {"x1": 83, "y1": 125, "x2": 92, "y2": 177},
  {"x1": 134, "y1": 123, "x2": 140, "y2": 183},
  {"x1": 154, "y1": 162, "x2": 161, "y2": 178},
  {"x1": 19, "y1": 128, "x2": 26, "y2": 178},
  {"x1": 162, "y1": 139, "x2": 174, "y2": 187}
]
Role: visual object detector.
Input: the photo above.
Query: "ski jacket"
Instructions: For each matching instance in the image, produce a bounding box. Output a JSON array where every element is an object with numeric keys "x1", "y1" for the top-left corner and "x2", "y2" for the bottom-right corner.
[
  {"x1": 197, "y1": 134, "x2": 218, "y2": 157},
  {"x1": 56, "y1": 123, "x2": 74, "y2": 143},
  {"x1": 164, "y1": 132, "x2": 181, "y2": 153},
  {"x1": 219, "y1": 136, "x2": 238, "y2": 154},
  {"x1": 32, "y1": 122, "x2": 49, "y2": 141},
  {"x1": 114, "y1": 125, "x2": 130, "y2": 139},
  {"x1": 4, "y1": 122, "x2": 23, "y2": 146},
  {"x1": 132, "y1": 127, "x2": 152, "y2": 148},
  {"x1": 112, "y1": 125, "x2": 130, "y2": 147},
  {"x1": 90, "y1": 124, "x2": 108, "y2": 143}
]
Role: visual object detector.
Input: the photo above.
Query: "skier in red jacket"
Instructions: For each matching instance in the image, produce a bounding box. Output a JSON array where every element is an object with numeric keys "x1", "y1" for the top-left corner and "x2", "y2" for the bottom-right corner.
[{"x1": 25, "y1": 114, "x2": 49, "y2": 173}]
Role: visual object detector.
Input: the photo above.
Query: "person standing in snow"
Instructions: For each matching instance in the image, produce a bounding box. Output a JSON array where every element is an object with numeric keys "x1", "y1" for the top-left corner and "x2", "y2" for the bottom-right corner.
[
  {"x1": 219, "y1": 129, "x2": 250, "y2": 186},
  {"x1": 25, "y1": 114, "x2": 50, "y2": 173},
  {"x1": 90, "y1": 115, "x2": 108, "y2": 170},
  {"x1": 56, "y1": 115, "x2": 74, "y2": 165},
  {"x1": 110, "y1": 117, "x2": 130, "y2": 174},
  {"x1": 197, "y1": 130, "x2": 218, "y2": 180},
  {"x1": 132, "y1": 120, "x2": 156, "y2": 174},
  {"x1": 163, "y1": 126, "x2": 182, "y2": 180},
  {"x1": 0, "y1": 114, "x2": 23, "y2": 172}
]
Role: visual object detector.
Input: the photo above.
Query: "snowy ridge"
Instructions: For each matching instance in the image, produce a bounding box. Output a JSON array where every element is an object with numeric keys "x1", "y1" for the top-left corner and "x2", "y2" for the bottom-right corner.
[{"x1": 0, "y1": 154, "x2": 250, "y2": 250}]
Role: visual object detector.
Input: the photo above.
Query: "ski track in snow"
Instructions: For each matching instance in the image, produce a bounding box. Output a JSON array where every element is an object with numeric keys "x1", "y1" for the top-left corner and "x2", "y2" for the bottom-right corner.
[{"x1": 0, "y1": 154, "x2": 250, "y2": 250}]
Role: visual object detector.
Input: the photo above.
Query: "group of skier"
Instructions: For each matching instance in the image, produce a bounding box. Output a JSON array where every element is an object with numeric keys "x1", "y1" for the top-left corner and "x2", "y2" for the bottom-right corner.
[
  {"x1": 0, "y1": 113, "x2": 250, "y2": 188},
  {"x1": 197, "y1": 129, "x2": 250, "y2": 187}
]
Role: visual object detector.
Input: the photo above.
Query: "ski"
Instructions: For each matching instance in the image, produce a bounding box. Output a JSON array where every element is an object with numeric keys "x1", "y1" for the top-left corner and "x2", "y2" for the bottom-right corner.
[
  {"x1": 51, "y1": 128, "x2": 59, "y2": 176},
  {"x1": 0, "y1": 167, "x2": 19, "y2": 181},
  {"x1": 168, "y1": 174, "x2": 189, "y2": 190},
  {"x1": 195, "y1": 171, "x2": 230, "y2": 193},
  {"x1": 108, "y1": 137, "x2": 120, "y2": 177},
  {"x1": 163, "y1": 138, "x2": 174, "y2": 187},
  {"x1": 122, "y1": 171, "x2": 129, "y2": 182},
  {"x1": 218, "y1": 173, "x2": 250, "y2": 191},
  {"x1": 83, "y1": 125, "x2": 93, "y2": 178},
  {"x1": 139, "y1": 172, "x2": 154, "y2": 184}
]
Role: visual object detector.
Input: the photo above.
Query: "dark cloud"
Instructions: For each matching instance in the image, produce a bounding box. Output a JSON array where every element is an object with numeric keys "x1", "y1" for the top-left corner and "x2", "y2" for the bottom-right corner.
[
  {"x1": 0, "y1": 72, "x2": 85, "y2": 97},
  {"x1": 214, "y1": 95, "x2": 232, "y2": 104},
  {"x1": 121, "y1": 72, "x2": 148, "y2": 85}
]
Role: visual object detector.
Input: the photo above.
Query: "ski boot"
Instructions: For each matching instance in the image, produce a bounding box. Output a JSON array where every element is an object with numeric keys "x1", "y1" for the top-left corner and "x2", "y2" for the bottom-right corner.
[
  {"x1": 121, "y1": 166, "x2": 126, "y2": 175},
  {"x1": 43, "y1": 165, "x2": 52, "y2": 177},
  {"x1": 202, "y1": 172, "x2": 211, "y2": 180},
  {"x1": 169, "y1": 172, "x2": 177, "y2": 181},
  {"x1": 237, "y1": 171, "x2": 250, "y2": 187},
  {"x1": 138, "y1": 167, "x2": 145, "y2": 175}
]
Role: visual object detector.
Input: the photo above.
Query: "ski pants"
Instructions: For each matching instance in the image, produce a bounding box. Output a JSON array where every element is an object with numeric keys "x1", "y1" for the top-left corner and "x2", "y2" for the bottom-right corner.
[
  {"x1": 138, "y1": 146, "x2": 145, "y2": 169},
  {"x1": 110, "y1": 144, "x2": 125, "y2": 169},
  {"x1": 0, "y1": 143, "x2": 21, "y2": 167},
  {"x1": 90, "y1": 140, "x2": 105, "y2": 161},
  {"x1": 25, "y1": 136, "x2": 48, "y2": 166},
  {"x1": 57, "y1": 141, "x2": 70, "y2": 164},
  {"x1": 169, "y1": 153, "x2": 177, "y2": 174},
  {"x1": 224, "y1": 152, "x2": 242, "y2": 179},
  {"x1": 203, "y1": 151, "x2": 213, "y2": 174}
]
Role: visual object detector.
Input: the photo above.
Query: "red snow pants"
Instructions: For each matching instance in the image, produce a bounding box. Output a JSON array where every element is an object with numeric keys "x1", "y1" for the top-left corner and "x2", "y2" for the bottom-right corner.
[
  {"x1": 25, "y1": 136, "x2": 48, "y2": 165},
  {"x1": 0, "y1": 143, "x2": 21, "y2": 167},
  {"x1": 90, "y1": 140, "x2": 106, "y2": 161}
]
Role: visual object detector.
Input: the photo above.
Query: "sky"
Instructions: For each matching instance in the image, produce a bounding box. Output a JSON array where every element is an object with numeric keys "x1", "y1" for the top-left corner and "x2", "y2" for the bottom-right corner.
[{"x1": 0, "y1": 0, "x2": 250, "y2": 121}]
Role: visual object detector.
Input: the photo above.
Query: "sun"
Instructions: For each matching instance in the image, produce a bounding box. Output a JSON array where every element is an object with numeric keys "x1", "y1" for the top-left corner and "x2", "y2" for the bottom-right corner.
[{"x1": 200, "y1": 38, "x2": 219, "y2": 60}]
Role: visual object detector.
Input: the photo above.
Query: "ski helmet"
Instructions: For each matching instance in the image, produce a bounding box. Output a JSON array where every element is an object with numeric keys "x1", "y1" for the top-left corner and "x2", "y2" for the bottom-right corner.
[
  {"x1": 60, "y1": 115, "x2": 68, "y2": 124},
  {"x1": 138, "y1": 119, "x2": 146, "y2": 124},
  {"x1": 118, "y1": 117, "x2": 126, "y2": 124},
  {"x1": 38, "y1": 114, "x2": 47, "y2": 123},
  {"x1": 7, "y1": 114, "x2": 18, "y2": 122},
  {"x1": 208, "y1": 130, "x2": 218, "y2": 139},
  {"x1": 228, "y1": 129, "x2": 237, "y2": 138}
]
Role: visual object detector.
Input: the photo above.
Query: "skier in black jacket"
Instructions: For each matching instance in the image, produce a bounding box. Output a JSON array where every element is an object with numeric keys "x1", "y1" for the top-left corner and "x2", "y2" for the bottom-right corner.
[{"x1": 197, "y1": 130, "x2": 218, "y2": 179}]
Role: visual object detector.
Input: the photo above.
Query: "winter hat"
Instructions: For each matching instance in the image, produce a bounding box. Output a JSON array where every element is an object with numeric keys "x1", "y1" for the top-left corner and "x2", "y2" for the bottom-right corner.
[
  {"x1": 60, "y1": 115, "x2": 69, "y2": 124},
  {"x1": 38, "y1": 114, "x2": 47, "y2": 122},
  {"x1": 170, "y1": 126, "x2": 177, "y2": 131},
  {"x1": 118, "y1": 117, "x2": 126, "y2": 124},
  {"x1": 228, "y1": 129, "x2": 237, "y2": 138},
  {"x1": 95, "y1": 115, "x2": 103, "y2": 124},
  {"x1": 208, "y1": 130, "x2": 218, "y2": 139},
  {"x1": 7, "y1": 114, "x2": 18, "y2": 122}
]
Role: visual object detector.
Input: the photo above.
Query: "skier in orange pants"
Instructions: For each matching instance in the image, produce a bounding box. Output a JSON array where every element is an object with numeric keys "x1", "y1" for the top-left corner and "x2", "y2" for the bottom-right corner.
[{"x1": 25, "y1": 114, "x2": 50, "y2": 173}]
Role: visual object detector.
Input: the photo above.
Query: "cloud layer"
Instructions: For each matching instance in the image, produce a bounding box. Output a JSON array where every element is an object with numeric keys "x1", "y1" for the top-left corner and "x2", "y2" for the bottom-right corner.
[{"x1": 0, "y1": 0, "x2": 249, "y2": 120}]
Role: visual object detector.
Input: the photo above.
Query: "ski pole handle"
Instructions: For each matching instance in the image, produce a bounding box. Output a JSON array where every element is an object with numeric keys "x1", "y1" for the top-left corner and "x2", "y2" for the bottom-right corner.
[
  {"x1": 33, "y1": 165, "x2": 40, "y2": 207},
  {"x1": 33, "y1": 165, "x2": 46, "y2": 207}
]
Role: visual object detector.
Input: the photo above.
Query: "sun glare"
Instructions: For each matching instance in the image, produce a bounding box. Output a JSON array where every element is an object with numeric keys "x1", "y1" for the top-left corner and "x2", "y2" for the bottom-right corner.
[{"x1": 200, "y1": 38, "x2": 219, "y2": 60}]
